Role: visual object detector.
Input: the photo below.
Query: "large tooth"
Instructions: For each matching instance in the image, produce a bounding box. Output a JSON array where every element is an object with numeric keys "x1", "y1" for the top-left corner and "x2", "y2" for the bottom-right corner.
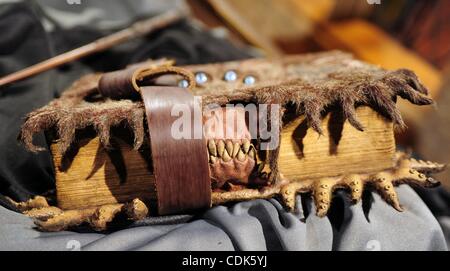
[
  {"x1": 217, "y1": 140, "x2": 225, "y2": 157},
  {"x1": 243, "y1": 139, "x2": 251, "y2": 153},
  {"x1": 208, "y1": 140, "x2": 217, "y2": 157},
  {"x1": 248, "y1": 148, "x2": 255, "y2": 159},
  {"x1": 232, "y1": 142, "x2": 240, "y2": 157},
  {"x1": 222, "y1": 149, "x2": 232, "y2": 162},
  {"x1": 226, "y1": 141, "x2": 233, "y2": 157},
  {"x1": 237, "y1": 149, "x2": 246, "y2": 161},
  {"x1": 210, "y1": 155, "x2": 217, "y2": 164},
  {"x1": 257, "y1": 162, "x2": 265, "y2": 173}
]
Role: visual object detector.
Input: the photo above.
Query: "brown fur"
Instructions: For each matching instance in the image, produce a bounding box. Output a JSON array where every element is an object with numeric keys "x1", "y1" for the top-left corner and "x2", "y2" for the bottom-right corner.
[{"x1": 19, "y1": 51, "x2": 432, "y2": 162}]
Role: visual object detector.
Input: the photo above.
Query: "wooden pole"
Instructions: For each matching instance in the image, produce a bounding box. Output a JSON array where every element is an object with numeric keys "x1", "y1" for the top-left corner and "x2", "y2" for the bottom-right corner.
[{"x1": 0, "y1": 9, "x2": 187, "y2": 88}]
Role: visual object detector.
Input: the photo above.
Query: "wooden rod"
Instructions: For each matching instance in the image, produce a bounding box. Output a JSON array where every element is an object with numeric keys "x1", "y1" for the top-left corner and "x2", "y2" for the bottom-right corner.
[{"x1": 0, "y1": 9, "x2": 187, "y2": 88}]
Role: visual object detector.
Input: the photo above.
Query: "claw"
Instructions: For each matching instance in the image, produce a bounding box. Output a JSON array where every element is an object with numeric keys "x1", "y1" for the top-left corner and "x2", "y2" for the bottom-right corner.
[
  {"x1": 19, "y1": 109, "x2": 57, "y2": 152},
  {"x1": 407, "y1": 158, "x2": 446, "y2": 174},
  {"x1": 371, "y1": 173, "x2": 403, "y2": 211},
  {"x1": 95, "y1": 116, "x2": 112, "y2": 148},
  {"x1": 30, "y1": 198, "x2": 148, "y2": 232},
  {"x1": 57, "y1": 113, "x2": 78, "y2": 154},
  {"x1": 24, "y1": 206, "x2": 63, "y2": 220},
  {"x1": 366, "y1": 84, "x2": 405, "y2": 130},
  {"x1": 280, "y1": 180, "x2": 312, "y2": 211},
  {"x1": 341, "y1": 96, "x2": 364, "y2": 131},
  {"x1": 313, "y1": 178, "x2": 335, "y2": 217},
  {"x1": 303, "y1": 98, "x2": 323, "y2": 135},
  {"x1": 396, "y1": 69, "x2": 429, "y2": 95},
  {"x1": 124, "y1": 198, "x2": 149, "y2": 220},
  {"x1": 424, "y1": 176, "x2": 441, "y2": 188},
  {"x1": 9, "y1": 196, "x2": 50, "y2": 212},
  {"x1": 35, "y1": 209, "x2": 96, "y2": 232},
  {"x1": 129, "y1": 108, "x2": 145, "y2": 150},
  {"x1": 381, "y1": 100, "x2": 405, "y2": 130},
  {"x1": 396, "y1": 85, "x2": 433, "y2": 105},
  {"x1": 394, "y1": 164, "x2": 441, "y2": 188},
  {"x1": 89, "y1": 204, "x2": 123, "y2": 231},
  {"x1": 341, "y1": 174, "x2": 364, "y2": 203}
]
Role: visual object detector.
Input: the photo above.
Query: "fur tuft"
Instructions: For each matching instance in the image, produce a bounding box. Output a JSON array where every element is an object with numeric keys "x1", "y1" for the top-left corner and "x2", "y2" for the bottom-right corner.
[{"x1": 19, "y1": 52, "x2": 433, "y2": 155}]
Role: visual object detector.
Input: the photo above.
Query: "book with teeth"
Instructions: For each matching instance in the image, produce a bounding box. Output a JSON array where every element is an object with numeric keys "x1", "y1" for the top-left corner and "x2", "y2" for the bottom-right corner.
[
  {"x1": 18, "y1": 51, "x2": 445, "y2": 231},
  {"x1": 50, "y1": 106, "x2": 394, "y2": 210}
]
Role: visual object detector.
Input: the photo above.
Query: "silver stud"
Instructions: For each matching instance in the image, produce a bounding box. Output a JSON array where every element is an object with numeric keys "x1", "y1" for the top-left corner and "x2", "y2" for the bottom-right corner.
[
  {"x1": 243, "y1": 75, "x2": 256, "y2": 85},
  {"x1": 178, "y1": 79, "x2": 190, "y2": 88},
  {"x1": 195, "y1": 72, "x2": 208, "y2": 85},
  {"x1": 223, "y1": 70, "x2": 238, "y2": 82}
]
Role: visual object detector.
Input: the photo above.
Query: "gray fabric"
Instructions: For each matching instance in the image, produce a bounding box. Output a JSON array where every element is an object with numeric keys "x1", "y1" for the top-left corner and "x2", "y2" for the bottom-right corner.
[
  {"x1": 34, "y1": 0, "x2": 183, "y2": 30},
  {"x1": 438, "y1": 217, "x2": 450, "y2": 247},
  {"x1": 0, "y1": 185, "x2": 447, "y2": 251}
]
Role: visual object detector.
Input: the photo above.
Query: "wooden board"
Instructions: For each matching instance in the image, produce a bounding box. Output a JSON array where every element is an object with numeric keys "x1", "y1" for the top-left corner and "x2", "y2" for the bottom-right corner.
[
  {"x1": 51, "y1": 137, "x2": 156, "y2": 210},
  {"x1": 279, "y1": 106, "x2": 395, "y2": 180},
  {"x1": 51, "y1": 106, "x2": 395, "y2": 210}
]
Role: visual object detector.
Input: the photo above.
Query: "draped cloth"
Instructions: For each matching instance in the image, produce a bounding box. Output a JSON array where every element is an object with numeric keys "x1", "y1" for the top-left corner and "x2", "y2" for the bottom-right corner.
[{"x1": 0, "y1": 0, "x2": 447, "y2": 250}]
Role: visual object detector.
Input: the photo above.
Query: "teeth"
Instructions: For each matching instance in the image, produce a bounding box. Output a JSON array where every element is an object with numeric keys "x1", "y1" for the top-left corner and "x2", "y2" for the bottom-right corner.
[
  {"x1": 226, "y1": 141, "x2": 233, "y2": 157},
  {"x1": 208, "y1": 140, "x2": 217, "y2": 157},
  {"x1": 210, "y1": 155, "x2": 217, "y2": 163},
  {"x1": 232, "y1": 142, "x2": 240, "y2": 157},
  {"x1": 222, "y1": 149, "x2": 232, "y2": 162},
  {"x1": 237, "y1": 149, "x2": 246, "y2": 161},
  {"x1": 207, "y1": 139, "x2": 256, "y2": 162},
  {"x1": 248, "y1": 148, "x2": 255, "y2": 159},
  {"x1": 257, "y1": 162, "x2": 265, "y2": 173},
  {"x1": 217, "y1": 140, "x2": 225, "y2": 157},
  {"x1": 243, "y1": 139, "x2": 250, "y2": 153}
]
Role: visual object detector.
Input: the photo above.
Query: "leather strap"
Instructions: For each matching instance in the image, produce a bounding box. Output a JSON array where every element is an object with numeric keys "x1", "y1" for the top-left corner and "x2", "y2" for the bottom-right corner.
[
  {"x1": 98, "y1": 65, "x2": 195, "y2": 99},
  {"x1": 98, "y1": 66, "x2": 140, "y2": 99},
  {"x1": 140, "y1": 86, "x2": 211, "y2": 215}
]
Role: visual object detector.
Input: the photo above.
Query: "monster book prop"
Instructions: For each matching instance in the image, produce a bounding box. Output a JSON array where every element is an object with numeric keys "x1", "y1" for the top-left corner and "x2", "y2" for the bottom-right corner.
[{"x1": 16, "y1": 51, "x2": 445, "y2": 232}]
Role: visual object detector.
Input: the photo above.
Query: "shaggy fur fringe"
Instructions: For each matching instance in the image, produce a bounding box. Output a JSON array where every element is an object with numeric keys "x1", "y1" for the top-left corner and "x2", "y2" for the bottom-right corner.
[{"x1": 19, "y1": 51, "x2": 433, "y2": 156}]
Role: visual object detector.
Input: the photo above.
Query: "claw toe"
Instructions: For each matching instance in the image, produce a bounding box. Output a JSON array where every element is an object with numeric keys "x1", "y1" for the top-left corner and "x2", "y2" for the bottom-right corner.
[
  {"x1": 313, "y1": 178, "x2": 334, "y2": 217},
  {"x1": 280, "y1": 181, "x2": 311, "y2": 211},
  {"x1": 342, "y1": 174, "x2": 364, "y2": 203},
  {"x1": 371, "y1": 174, "x2": 403, "y2": 212}
]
